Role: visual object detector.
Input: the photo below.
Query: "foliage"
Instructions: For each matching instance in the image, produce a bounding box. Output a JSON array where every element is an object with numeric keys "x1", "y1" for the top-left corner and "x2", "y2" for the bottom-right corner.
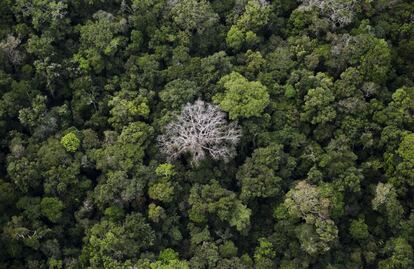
[
  {"x1": 60, "y1": 132, "x2": 80, "y2": 153},
  {"x1": 214, "y1": 72, "x2": 269, "y2": 120},
  {"x1": 40, "y1": 197, "x2": 64, "y2": 223},
  {"x1": 1, "y1": 0, "x2": 414, "y2": 268}
]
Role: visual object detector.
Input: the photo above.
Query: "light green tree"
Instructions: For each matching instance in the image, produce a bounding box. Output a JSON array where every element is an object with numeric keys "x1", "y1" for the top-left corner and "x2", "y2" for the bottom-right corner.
[
  {"x1": 60, "y1": 132, "x2": 80, "y2": 153},
  {"x1": 214, "y1": 72, "x2": 269, "y2": 120}
]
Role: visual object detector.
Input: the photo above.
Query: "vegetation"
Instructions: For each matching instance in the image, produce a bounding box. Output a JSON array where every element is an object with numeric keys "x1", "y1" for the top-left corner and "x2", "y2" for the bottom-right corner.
[{"x1": 0, "y1": 0, "x2": 414, "y2": 268}]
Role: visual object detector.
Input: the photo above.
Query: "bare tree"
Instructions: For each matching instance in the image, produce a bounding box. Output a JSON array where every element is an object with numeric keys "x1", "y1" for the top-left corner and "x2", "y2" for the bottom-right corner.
[
  {"x1": 158, "y1": 100, "x2": 241, "y2": 166},
  {"x1": 0, "y1": 35, "x2": 23, "y2": 65},
  {"x1": 298, "y1": 0, "x2": 357, "y2": 28}
]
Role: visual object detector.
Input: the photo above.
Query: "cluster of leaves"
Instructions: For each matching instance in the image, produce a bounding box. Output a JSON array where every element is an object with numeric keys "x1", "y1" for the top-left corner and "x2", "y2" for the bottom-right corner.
[{"x1": 1, "y1": 0, "x2": 414, "y2": 268}]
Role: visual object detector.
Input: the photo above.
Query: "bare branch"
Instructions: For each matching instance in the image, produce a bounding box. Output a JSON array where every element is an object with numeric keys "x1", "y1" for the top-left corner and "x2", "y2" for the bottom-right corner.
[
  {"x1": 298, "y1": 0, "x2": 357, "y2": 28},
  {"x1": 158, "y1": 100, "x2": 241, "y2": 166},
  {"x1": 0, "y1": 35, "x2": 24, "y2": 65}
]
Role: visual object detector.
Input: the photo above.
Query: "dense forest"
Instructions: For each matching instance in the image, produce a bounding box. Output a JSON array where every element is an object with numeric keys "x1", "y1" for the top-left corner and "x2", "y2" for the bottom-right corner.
[{"x1": 0, "y1": 0, "x2": 414, "y2": 268}]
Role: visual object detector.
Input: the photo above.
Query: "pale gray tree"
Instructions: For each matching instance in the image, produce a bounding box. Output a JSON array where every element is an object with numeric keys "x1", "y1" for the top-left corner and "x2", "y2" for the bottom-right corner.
[
  {"x1": 298, "y1": 0, "x2": 357, "y2": 28},
  {"x1": 158, "y1": 100, "x2": 241, "y2": 166},
  {"x1": 0, "y1": 35, "x2": 24, "y2": 65}
]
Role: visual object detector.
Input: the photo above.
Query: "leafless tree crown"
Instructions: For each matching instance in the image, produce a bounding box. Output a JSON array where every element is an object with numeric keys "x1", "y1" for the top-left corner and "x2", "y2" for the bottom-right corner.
[
  {"x1": 158, "y1": 100, "x2": 241, "y2": 166},
  {"x1": 0, "y1": 35, "x2": 23, "y2": 65},
  {"x1": 298, "y1": 0, "x2": 356, "y2": 28}
]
